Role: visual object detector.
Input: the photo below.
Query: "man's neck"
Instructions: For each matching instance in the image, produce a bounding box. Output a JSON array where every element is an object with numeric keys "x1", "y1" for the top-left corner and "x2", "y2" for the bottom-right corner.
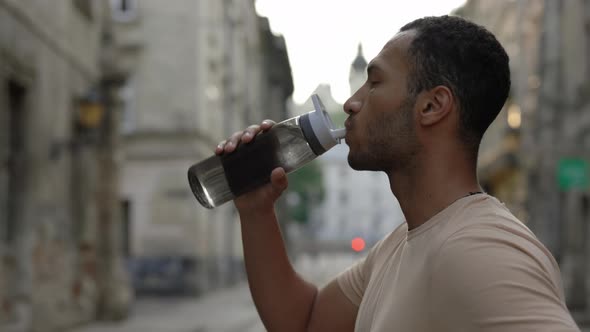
[{"x1": 388, "y1": 156, "x2": 481, "y2": 230}]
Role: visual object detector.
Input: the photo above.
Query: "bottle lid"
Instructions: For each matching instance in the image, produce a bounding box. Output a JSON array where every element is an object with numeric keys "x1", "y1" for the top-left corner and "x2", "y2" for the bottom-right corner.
[{"x1": 300, "y1": 94, "x2": 346, "y2": 155}]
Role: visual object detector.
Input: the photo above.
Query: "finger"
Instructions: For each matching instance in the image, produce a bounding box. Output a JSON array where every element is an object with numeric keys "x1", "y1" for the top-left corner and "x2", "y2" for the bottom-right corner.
[
  {"x1": 270, "y1": 167, "x2": 288, "y2": 194},
  {"x1": 215, "y1": 140, "x2": 227, "y2": 155},
  {"x1": 260, "y1": 120, "x2": 275, "y2": 131},
  {"x1": 242, "y1": 125, "x2": 261, "y2": 143},
  {"x1": 225, "y1": 131, "x2": 244, "y2": 153}
]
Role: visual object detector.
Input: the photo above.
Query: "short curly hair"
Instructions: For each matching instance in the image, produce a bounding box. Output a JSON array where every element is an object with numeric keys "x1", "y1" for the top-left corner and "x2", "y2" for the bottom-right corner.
[{"x1": 400, "y1": 15, "x2": 511, "y2": 153}]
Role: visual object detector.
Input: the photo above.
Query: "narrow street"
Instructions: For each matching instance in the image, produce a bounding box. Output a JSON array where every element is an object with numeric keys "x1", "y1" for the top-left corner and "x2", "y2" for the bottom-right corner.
[
  {"x1": 72, "y1": 283, "x2": 263, "y2": 332},
  {"x1": 71, "y1": 253, "x2": 361, "y2": 332}
]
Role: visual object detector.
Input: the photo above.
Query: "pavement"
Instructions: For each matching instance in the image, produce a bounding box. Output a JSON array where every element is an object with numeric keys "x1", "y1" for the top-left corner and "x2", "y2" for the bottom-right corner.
[
  {"x1": 71, "y1": 252, "x2": 590, "y2": 332},
  {"x1": 70, "y1": 283, "x2": 264, "y2": 332},
  {"x1": 70, "y1": 253, "x2": 360, "y2": 332}
]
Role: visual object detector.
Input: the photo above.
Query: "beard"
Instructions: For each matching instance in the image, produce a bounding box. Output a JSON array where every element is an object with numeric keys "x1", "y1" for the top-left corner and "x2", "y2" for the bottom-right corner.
[{"x1": 348, "y1": 96, "x2": 420, "y2": 173}]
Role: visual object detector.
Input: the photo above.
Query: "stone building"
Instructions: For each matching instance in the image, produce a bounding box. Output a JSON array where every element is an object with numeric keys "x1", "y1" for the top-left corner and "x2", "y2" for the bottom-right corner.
[
  {"x1": 457, "y1": 0, "x2": 590, "y2": 322},
  {"x1": 290, "y1": 45, "x2": 405, "y2": 251},
  {"x1": 115, "y1": 0, "x2": 292, "y2": 294},
  {"x1": 0, "y1": 0, "x2": 132, "y2": 331}
]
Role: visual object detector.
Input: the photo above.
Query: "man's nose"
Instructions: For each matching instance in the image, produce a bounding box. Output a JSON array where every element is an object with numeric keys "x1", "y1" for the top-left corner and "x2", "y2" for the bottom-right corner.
[{"x1": 343, "y1": 99, "x2": 362, "y2": 115}]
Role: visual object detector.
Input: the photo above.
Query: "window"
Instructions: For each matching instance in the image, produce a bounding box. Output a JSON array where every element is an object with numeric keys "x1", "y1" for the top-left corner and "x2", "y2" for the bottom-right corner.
[
  {"x1": 110, "y1": 0, "x2": 138, "y2": 22},
  {"x1": 582, "y1": 194, "x2": 589, "y2": 222},
  {"x1": 120, "y1": 77, "x2": 136, "y2": 134},
  {"x1": 3, "y1": 80, "x2": 27, "y2": 243},
  {"x1": 73, "y1": 0, "x2": 93, "y2": 20},
  {"x1": 121, "y1": 199, "x2": 131, "y2": 257}
]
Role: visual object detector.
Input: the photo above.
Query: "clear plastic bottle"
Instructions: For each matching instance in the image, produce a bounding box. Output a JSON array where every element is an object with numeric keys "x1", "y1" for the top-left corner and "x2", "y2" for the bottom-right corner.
[{"x1": 188, "y1": 95, "x2": 346, "y2": 209}]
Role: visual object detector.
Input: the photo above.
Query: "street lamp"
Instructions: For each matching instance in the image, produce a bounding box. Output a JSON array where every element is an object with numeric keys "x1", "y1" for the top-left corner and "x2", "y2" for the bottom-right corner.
[
  {"x1": 49, "y1": 89, "x2": 106, "y2": 161},
  {"x1": 76, "y1": 89, "x2": 105, "y2": 130}
]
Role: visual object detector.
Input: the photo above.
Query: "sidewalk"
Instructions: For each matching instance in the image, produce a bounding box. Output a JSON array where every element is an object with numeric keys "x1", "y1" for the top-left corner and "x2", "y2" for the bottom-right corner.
[
  {"x1": 70, "y1": 282, "x2": 264, "y2": 332},
  {"x1": 70, "y1": 253, "x2": 358, "y2": 332}
]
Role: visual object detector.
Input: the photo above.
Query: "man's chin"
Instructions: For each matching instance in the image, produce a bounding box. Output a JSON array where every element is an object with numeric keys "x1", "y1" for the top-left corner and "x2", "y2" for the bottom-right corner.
[{"x1": 348, "y1": 155, "x2": 378, "y2": 171}]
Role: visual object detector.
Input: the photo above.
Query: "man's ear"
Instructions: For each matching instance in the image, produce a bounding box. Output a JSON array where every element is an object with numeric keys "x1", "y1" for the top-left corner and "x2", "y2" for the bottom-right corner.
[{"x1": 417, "y1": 86, "x2": 454, "y2": 127}]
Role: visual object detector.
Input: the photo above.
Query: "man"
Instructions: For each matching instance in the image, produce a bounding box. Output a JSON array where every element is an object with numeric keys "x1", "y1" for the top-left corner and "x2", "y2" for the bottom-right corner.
[{"x1": 215, "y1": 15, "x2": 579, "y2": 331}]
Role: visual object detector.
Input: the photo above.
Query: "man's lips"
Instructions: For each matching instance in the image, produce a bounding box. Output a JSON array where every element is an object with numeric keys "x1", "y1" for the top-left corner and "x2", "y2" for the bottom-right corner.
[
  {"x1": 344, "y1": 118, "x2": 352, "y2": 144},
  {"x1": 345, "y1": 117, "x2": 352, "y2": 130}
]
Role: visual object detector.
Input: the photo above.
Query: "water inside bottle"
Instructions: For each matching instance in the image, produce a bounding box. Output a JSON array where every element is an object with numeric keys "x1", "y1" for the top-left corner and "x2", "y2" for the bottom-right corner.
[
  {"x1": 221, "y1": 130, "x2": 280, "y2": 197},
  {"x1": 188, "y1": 155, "x2": 233, "y2": 208},
  {"x1": 221, "y1": 118, "x2": 317, "y2": 197}
]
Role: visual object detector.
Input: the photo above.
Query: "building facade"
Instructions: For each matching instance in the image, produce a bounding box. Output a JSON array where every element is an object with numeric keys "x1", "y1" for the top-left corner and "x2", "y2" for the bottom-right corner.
[
  {"x1": 0, "y1": 0, "x2": 132, "y2": 331},
  {"x1": 290, "y1": 45, "x2": 405, "y2": 252},
  {"x1": 457, "y1": 0, "x2": 590, "y2": 321},
  {"x1": 116, "y1": 0, "x2": 293, "y2": 294}
]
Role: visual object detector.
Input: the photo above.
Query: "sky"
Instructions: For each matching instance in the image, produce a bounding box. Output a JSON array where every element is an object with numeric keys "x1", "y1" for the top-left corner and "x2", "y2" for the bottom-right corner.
[{"x1": 255, "y1": 0, "x2": 466, "y2": 104}]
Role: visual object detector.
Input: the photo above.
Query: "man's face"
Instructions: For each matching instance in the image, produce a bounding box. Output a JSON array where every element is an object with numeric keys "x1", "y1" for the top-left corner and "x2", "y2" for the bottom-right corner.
[{"x1": 344, "y1": 31, "x2": 421, "y2": 172}]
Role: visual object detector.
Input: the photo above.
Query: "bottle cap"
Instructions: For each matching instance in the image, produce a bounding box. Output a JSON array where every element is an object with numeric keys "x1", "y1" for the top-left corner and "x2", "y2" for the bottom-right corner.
[{"x1": 300, "y1": 94, "x2": 346, "y2": 155}]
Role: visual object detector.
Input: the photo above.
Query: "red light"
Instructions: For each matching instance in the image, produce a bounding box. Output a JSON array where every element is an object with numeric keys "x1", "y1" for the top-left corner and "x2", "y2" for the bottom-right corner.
[{"x1": 351, "y1": 237, "x2": 365, "y2": 252}]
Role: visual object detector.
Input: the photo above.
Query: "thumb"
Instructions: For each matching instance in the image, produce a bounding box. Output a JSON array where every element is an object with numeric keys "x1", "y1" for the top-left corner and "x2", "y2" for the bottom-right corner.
[{"x1": 270, "y1": 167, "x2": 288, "y2": 194}]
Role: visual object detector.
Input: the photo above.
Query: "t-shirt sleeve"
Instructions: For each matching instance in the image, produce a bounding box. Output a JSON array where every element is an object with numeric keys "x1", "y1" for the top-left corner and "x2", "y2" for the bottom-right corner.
[
  {"x1": 336, "y1": 225, "x2": 403, "y2": 307},
  {"x1": 430, "y1": 227, "x2": 580, "y2": 332},
  {"x1": 336, "y1": 256, "x2": 367, "y2": 307}
]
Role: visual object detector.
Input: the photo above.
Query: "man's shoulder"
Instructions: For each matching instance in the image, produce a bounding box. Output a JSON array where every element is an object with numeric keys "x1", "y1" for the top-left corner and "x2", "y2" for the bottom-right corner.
[
  {"x1": 435, "y1": 195, "x2": 560, "y2": 277},
  {"x1": 433, "y1": 194, "x2": 557, "y2": 268},
  {"x1": 372, "y1": 222, "x2": 408, "y2": 254},
  {"x1": 448, "y1": 194, "x2": 535, "y2": 239},
  {"x1": 429, "y1": 200, "x2": 575, "y2": 331},
  {"x1": 362, "y1": 223, "x2": 408, "y2": 268}
]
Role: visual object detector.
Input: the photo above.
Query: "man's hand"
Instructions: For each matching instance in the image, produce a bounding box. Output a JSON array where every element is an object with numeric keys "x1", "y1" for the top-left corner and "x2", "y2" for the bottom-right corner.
[{"x1": 215, "y1": 120, "x2": 288, "y2": 213}]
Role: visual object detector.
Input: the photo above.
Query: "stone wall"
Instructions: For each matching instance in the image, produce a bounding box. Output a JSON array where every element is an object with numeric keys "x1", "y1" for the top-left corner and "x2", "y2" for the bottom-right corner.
[{"x1": 0, "y1": 1, "x2": 131, "y2": 330}]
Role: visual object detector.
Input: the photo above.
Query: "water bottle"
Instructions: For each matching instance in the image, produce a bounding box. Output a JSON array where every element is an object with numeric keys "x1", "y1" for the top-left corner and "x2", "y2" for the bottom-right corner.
[{"x1": 187, "y1": 94, "x2": 346, "y2": 209}]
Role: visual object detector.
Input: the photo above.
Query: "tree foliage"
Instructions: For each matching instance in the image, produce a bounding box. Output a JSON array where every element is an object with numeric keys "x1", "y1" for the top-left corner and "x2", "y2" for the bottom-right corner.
[{"x1": 286, "y1": 160, "x2": 324, "y2": 224}]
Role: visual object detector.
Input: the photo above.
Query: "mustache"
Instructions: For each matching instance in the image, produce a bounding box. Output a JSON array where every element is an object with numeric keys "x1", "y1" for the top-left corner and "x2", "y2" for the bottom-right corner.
[{"x1": 345, "y1": 116, "x2": 354, "y2": 129}]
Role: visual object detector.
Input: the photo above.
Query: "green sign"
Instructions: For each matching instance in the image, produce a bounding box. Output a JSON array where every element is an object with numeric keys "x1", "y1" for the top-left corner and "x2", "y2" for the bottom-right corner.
[{"x1": 557, "y1": 158, "x2": 589, "y2": 190}]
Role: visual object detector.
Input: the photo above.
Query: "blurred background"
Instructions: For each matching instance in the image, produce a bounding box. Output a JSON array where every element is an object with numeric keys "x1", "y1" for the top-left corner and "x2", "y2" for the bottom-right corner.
[{"x1": 1, "y1": 0, "x2": 590, "y2": 331}]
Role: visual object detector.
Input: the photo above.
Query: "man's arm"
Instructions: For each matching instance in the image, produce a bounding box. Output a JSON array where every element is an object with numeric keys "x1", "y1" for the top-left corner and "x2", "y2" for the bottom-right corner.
[
  {"x1": 218, "y1": 122, "x2": 358, "y2": 332},
  {"x1": 239, "y1": 200, "x2": 357, "y2": 331},
  {"x1": 307, "y1": 279, "x2": 359, "y2": 331}
]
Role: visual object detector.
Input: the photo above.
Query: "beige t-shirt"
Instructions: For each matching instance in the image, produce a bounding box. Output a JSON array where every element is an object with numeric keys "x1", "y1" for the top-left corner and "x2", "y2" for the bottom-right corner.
[{"x1": 337, "y1": 194, "x2": 579, "y2": 331}]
